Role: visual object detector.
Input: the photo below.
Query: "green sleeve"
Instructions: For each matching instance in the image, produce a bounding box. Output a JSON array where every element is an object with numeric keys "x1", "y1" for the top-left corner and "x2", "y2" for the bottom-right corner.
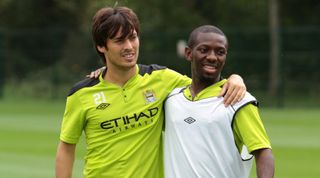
[
  {"x1": 233, "y1": 104, "x2": 272, "y2": 153},
  {"x1": 60, "y1": 92, "x2": 86, "y2": 144},
  {"x1": 162, "y1": 68, "x2": 191, "y2": 92}
]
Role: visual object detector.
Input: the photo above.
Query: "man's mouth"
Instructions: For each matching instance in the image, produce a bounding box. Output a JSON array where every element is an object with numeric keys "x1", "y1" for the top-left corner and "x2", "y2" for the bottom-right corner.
[
  {"x1": 122, "y1": 52, "x2": 135, "y2": 60},
  {"x1": 203, "y1": 63, "x2": 218, "y2": 71}
]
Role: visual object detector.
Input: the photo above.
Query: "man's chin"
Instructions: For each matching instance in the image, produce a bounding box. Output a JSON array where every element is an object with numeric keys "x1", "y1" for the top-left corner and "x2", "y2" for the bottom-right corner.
[
  {"x1": 121, "y1": 62, "x2": 137, "y2": 70},
  {"x1": 200, "y1": 73, "x2": 219, "y2": 81}
]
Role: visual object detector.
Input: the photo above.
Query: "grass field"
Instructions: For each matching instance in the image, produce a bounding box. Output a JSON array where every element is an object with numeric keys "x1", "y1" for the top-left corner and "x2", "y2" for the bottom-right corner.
[{"x1": 0, "y1": 99, "x2": 319, "y2": 178}]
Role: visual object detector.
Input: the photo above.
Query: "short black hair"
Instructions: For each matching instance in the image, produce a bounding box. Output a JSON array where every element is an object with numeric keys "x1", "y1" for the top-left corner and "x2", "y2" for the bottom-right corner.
[{"x1": 187, "y1": 25, "x2": 228, "y2": 49}]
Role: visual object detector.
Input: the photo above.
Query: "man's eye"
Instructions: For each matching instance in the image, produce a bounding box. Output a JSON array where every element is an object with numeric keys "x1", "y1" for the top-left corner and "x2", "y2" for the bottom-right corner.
[
  {"x1": 113, "y1": 39, "x2": 124, "y2": 44},
  {"x1": 217, "y1": 50, "x2": 226, "y2": 55},
  {"x1": 199, "y1": 48, "x2": 208, "y2": 53},
  {"x1": 129, "y1": 35, "x2": 137, "y2": 41}
]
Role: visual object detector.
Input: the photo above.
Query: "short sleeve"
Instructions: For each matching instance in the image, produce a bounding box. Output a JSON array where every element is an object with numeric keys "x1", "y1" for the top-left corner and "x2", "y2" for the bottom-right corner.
[
  {"x1": 233, "y1": 104, "x2": 272, "y2": 153},
  {"x1": 59, "y1": 92, "x2": 86, "y2": 144}
]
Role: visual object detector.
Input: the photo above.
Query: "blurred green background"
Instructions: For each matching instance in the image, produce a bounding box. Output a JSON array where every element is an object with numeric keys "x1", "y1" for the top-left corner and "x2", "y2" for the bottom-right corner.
[{"x1": 0, "y1": 0, "x2": 319, "y2": 177}]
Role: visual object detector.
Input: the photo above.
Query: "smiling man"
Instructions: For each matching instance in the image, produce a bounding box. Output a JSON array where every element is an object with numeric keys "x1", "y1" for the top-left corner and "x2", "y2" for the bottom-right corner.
[
  {"x1": 164, "y1": 25, "x2": 274, "y2": 178},
  {"x1": 55, "y1": 7, "x2": 248, "y2": 178}
]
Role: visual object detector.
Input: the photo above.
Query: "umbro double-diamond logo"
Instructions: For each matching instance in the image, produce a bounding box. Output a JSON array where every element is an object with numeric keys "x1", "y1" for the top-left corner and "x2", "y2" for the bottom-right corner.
[
  {"x1": 96, "y1": 103, "x2": 110, "y2": 110},
  {"x1": 184, "y1": 117, "x2": 196, "y2": 124}
]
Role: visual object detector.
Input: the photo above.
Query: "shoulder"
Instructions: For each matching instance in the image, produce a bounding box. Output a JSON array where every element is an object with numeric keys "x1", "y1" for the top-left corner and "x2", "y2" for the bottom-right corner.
[
  {"x1": 138, "y1": 64, "x2": 183, "y2": 77},
  {"x1": 166, "y1": 86, "x2": 186, "y2": 99},
  {"x1": 68, "y1": 78, "x2": 100, "y2": 96},
  {"x1": 138, "y1": 64, "x2": 167, "y2": 75},
  {"x1": 231, "y1": 92, "x2": 258, "y2": 111}
]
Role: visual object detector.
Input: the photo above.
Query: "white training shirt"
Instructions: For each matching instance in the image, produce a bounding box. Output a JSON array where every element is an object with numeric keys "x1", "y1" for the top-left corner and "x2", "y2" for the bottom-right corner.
[{"x1": 164, "y1": 86, "x2": 255, "y2": 178}]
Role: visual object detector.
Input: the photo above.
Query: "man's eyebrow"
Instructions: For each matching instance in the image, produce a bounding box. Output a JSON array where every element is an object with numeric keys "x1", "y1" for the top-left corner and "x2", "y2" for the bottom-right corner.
[
  {"x1": 113, "y1": 35, "x2": 125, "y2": 41},
  {"x1": 128, "y1": 32, "x2": 137, "y2": 37},
  {"x1": 112, "y1": 31, "x2": 137, "y2": 41},
  {"x1": 197, "y1": 44, "x2": 209, "y2": 48}
]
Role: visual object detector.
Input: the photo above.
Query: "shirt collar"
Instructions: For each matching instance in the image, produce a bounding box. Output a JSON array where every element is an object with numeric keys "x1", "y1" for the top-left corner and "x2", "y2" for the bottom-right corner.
[
  {"x1": 183, "y1": 79, "x2": 227, "y2": 101},
  {"x1": 99, "y1": 65, "x2": 140, "y2": 89}
]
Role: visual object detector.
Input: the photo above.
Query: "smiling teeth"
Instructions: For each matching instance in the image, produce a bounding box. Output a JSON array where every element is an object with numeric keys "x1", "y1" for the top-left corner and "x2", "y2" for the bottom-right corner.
[
  {"x1": 204, "y1": 64, "x2": 217, "y2": 68},
  {"x1": 123, "y1": 53, "x2": 134, "y2": 58}
]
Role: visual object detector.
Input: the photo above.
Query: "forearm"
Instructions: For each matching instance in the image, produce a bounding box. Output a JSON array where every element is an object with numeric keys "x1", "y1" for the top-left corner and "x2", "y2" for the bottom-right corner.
[
  {"x1": 254, "y1": 148, "x2": 275, "y2": 178},
  {"x1": 56, "y1": 141, "x2": 76, "y2": 178}
]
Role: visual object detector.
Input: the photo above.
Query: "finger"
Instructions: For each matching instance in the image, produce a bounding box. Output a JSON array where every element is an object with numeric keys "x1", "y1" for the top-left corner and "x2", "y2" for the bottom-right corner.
[
  {"x1": 227, "y1": 87, "x2": 239, "y2": 106},
  {"x1": 219, "y1": 83, "x2": 228, "y2": 97},
  {"x1": 231, "y1": 87, "x2": 246, "y2": 105},
  {"x1": 95, "y1": 67, "x2": 105, "y2": 78},
  {"x1": 231, "y1": 85, "x2": 248, "y2": 105},
  {"x1": 90, "y1": 72, "x2": 96, "y2": 78},
  {"x1": 223, "y1": 85, "x2": 235, "y2": 106},
  {"x1": 230, "y1": 87, "x2": 241, "y2": 105},
  {"x1": 232, "y1": 85, "x2": 248, "y2": 105},
  {"x1": 86, "y1": 72, "x2": 94, "y2": 78},
  {"x1": 238, "y1": 89, "x2": 246, "y2": 102},
  {"x1": 94, "y1": 71, "x2": 100, "y2": 78}
]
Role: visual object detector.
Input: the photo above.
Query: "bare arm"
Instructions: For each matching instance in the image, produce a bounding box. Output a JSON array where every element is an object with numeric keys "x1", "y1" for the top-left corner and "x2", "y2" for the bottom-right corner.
[
  {"x1": 219, "y1": 74, "x2": 246, "y2": 106},
  {"x1": 56, "y1": 141, "x2": 76, "y2": 178},
  {"x1": 252, "y1": 148, "x2": 275, "y2": 178}
]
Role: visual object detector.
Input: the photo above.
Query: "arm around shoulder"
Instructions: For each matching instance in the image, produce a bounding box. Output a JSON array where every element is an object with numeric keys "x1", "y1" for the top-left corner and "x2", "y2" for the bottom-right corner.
[
  {"x1": 56, "y1": 141, "x2": 76, "y2": 178},
  {"x1": 252, "y1": 148, "x2": 275, "y2": 178},
  {"x1": 220, "y1": 74, "x2": 246, "y2": 106}
]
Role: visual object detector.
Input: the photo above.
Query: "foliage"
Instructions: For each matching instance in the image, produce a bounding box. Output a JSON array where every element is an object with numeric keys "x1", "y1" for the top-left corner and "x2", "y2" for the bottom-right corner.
[
  {"x1": 0, "y1": 0, "x2": 319, "y2": 106},
  {"x1": 0, "y1": 0, "x2": 88, "y2": 78},
  {"x1": 280, "y1": 0, "x2": 320, "y2": 26}
]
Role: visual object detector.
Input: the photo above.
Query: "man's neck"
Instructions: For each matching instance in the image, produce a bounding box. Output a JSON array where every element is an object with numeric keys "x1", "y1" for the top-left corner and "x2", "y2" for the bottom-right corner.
[
  {"x1": 190, "y1": 77, "x2": 219, "y2": 99},
  {"x1": 104, "y1": 65, "x2": 136, "y2": 87}
]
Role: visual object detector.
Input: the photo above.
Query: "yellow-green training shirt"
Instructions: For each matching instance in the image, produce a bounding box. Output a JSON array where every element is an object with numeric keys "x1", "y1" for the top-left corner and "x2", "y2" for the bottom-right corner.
[{"x1": 59, "y1": 64, "x2": 190, "y2": 178}]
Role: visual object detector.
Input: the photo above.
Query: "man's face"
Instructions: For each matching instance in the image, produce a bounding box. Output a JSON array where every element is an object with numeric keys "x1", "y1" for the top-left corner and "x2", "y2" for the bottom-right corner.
[
  {"x1": 186, "y1": 32, "x2": 227, "y2": 83},
  {"x1": 98, "y1": 29, "x2": 139, "y2": 70}
]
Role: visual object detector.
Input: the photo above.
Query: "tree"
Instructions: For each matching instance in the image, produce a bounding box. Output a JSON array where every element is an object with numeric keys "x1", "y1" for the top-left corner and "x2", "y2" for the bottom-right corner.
[
  {"x1": 0, "y1": 0, "x2": 85, "y2": 79},
  {"x1": 268, "y1": 0, "x2": 281, "y2": 99}
]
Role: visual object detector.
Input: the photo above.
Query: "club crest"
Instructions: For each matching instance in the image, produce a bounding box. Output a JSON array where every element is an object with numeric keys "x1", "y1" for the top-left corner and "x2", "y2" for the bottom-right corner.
[{"x1": 144, "y1": 89, "x2": 157, "y2": 104}]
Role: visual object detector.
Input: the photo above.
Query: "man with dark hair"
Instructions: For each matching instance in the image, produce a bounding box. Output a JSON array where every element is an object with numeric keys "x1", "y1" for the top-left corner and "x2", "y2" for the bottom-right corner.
[
  {"x1": 56, "y1": 7, "x2": 247, "y2": 178},
  {"x1": 164, "y1": 25, "x2": 274, "y2": 178}
]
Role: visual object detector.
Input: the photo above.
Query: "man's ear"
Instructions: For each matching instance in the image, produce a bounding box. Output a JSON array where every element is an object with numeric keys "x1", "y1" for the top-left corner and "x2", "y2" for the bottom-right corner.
[
  {"x1": 184, "y1": 47, "x2": 192, "y2": 62},
  {"x1": 97, "y1": 45, "x2": 106, "y2": 53}
]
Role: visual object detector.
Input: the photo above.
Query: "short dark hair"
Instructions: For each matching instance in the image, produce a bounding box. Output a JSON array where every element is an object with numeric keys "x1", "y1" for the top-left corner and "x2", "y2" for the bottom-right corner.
[
  {"x1": 187, "y1": 25, "x2": 228, "y2": 49},
  {"x1": 92, "y1": 6, "x2": 140, "y2": 64}
]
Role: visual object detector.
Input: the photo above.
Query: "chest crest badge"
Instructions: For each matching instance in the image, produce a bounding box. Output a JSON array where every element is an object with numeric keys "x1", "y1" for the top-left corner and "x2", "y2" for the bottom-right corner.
[{"x1": 143, "y1": 89, "x2": 157, "y2": 104}]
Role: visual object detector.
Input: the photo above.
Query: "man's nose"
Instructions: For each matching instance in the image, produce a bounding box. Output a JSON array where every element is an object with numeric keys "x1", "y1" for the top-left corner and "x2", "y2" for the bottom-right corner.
[
  {"x1": 123, "y1": 39, "x2": 133, "y2": 49},
  {"x1": 206, "y1": 50, "x2": 217, "y2": 60}
]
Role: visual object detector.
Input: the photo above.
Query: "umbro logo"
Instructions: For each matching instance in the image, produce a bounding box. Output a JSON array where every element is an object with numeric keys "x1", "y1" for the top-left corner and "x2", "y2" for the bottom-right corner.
[
  {"x1": 96, "y1": 103, "x2": 110, "y2": 110},
  {"x1": 184, "y1": 117, "x2": 196, "y2": 124}
]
